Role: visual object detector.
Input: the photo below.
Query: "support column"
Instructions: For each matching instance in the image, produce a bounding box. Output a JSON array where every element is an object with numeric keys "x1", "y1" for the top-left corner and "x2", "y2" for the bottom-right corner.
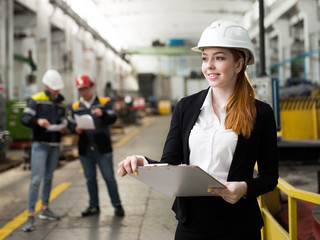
[
  {"x1": 0, "y1": 0, "x2": 6, "y2": 95},
  {"x1": 309, "y1": 32, "x2": 320, "y2": 84},
  {"x1": 298, "y1": 0, "x2": 319, "y2": 82},
  {"x1": 1, "y1": 0, "x2": 14, "y2": 99},
  {"x1": 94, "y1": 42, "x2": 106, "y2": 96},
  {"x1": 36, "y1": 0, "x2": 51, "y2": 90},
  {"x1": 273, "y1": 19, "x2": 292, "y2": 86},
  {"x1": 0, "y1": 0, "x2": 8, "y2": 131},
  {"x1": 63, "y1": 18, "x2": 75, "y2": 103},
  {"x1": 264, "y1": 33, "x2": 271, "y2": 76}
]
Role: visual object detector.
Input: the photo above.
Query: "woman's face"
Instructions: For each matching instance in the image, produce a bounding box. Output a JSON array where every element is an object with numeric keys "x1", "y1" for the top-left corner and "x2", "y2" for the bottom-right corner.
[{"x1": 201, "y1": 47, "x2": 243, "y2": 91}]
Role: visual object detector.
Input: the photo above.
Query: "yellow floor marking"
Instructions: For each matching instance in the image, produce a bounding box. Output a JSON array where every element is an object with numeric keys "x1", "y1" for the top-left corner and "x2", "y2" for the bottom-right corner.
[
  {"x1": 113, "y1": 129, "x2": 140, "y2": 148},
  {"x1": 113, "y1": 118, "x2": 155, "y2": 148},
  {"x1": 141, "y1": 118, "x2": 155, "y2": 128},
  {"x1": 0, "y1": 116, "x2": 155, "y2": 239},
  {"x1": 0, "y1": 182, "x2": 71, "y2": 239}
]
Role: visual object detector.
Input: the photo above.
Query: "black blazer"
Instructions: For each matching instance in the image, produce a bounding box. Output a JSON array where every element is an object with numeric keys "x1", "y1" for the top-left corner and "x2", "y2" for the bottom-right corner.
[{"x1": 148, "y1": 88, "x2": 279, "y2": 230}]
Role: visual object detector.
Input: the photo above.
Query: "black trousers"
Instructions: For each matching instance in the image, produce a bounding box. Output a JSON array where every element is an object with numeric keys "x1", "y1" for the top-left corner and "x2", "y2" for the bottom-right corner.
[{"x1": 174, "y1": 222, "x2": 261, "y2": 240}]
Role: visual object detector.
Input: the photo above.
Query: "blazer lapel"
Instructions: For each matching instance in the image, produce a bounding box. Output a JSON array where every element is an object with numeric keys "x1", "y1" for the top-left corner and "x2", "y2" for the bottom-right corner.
[{"x1": 227, "y1": 135, "x2": 250, "y2": 180}]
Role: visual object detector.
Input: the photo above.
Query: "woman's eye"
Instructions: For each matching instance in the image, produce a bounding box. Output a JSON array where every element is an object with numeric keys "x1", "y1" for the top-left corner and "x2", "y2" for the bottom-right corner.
[
  {"x1": 202, "y1": 57, "x2": 207, "y2": 62},
  {"x1": 216, "y1": 56, "x2": 224, "y2": 60}
]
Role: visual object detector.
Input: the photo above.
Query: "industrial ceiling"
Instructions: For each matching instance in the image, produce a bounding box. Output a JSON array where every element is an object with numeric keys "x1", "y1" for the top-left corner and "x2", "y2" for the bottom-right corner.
[{"x1": 63, "y1": 0, "x2": 257, "y2": 55}]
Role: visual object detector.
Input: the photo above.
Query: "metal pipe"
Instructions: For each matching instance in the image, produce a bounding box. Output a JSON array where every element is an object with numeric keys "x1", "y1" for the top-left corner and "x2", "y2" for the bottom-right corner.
[
  {"x1": 258, "y1": 0, "x2": 266, "y2": 77},
  {"x1": 318, "y1": 170, "x2": 320, "y2": 194}
]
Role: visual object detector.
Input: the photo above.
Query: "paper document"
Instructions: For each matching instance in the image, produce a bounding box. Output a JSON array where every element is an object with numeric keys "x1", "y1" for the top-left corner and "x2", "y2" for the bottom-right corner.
[
  {"x1": 74, "y1": 114, "x2": 95, "y2": 130},
  {"x1": 46, "y1": 123, "x2": 67, "y2": 132},
  {"x1": 130, "y1": 164, "x2": 225, "y2": 197}
]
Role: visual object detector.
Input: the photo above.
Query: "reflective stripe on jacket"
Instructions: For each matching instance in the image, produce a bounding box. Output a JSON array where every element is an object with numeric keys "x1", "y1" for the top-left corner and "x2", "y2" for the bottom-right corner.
[{"x1": 20, "y1": 90, "x2": 66, "y2": 144}]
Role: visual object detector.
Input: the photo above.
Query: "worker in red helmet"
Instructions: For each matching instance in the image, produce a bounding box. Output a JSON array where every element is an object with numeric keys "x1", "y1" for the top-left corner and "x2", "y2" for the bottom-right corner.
[
  {"x1": 75, "y1": 74, "x2": 93, "y2": 89},
  {"x1": 69, "y1": 74, "x2": 124, "y2": 217}
]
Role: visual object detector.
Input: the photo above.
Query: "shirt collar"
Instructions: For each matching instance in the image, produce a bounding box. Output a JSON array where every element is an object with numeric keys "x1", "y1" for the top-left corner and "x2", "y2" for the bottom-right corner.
[
  {"x1": 200, "y1": 87, "x2": 226, "y2": 113},
  {"x1": 80, "y1": 94, "x2": 96, "y2": 106},
  {"x1": 200, "y1": 87, "x2": 213, "y2": 110}
]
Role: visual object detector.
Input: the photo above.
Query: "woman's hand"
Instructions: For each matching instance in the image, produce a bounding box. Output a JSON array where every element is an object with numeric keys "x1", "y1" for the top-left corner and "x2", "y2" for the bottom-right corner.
[
  {"x1": 117, "y1": 155, "x2": 148, "y2": 177},
  {"x1": 208, "y1": 181, "x2": 248, "y2": 204}
]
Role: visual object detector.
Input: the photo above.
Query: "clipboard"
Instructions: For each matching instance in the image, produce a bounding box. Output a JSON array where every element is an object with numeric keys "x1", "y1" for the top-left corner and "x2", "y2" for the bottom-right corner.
[
  {"x1": 130, "y1": 164, "x2": 225, "y2": 197},
  {"x1": 74, "y1": 114, "x2": 95, "y2": 130},
  {"x1": 46, "y1": 123, "x2": 67, "y2": 132}
]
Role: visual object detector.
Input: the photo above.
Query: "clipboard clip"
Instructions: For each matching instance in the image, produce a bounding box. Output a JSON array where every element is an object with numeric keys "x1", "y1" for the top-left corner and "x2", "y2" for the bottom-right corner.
[{"x1": 144, "y1": 163, "x2": 169, "y2": 167}]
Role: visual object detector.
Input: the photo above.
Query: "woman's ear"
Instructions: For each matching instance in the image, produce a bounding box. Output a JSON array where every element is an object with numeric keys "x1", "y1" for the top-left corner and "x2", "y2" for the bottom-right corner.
[{"x1": 235, "y1": 57, "x2": 245, "y2": 74}]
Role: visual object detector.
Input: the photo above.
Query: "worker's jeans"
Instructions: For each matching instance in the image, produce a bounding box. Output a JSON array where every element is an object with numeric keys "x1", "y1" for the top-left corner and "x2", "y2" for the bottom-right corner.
[
  {"x1": 28, "y1": 141, "x2": 60, "y2": 212},
  {"x1": 79, "y1": 152, "x2": 121, "y2": 208}
]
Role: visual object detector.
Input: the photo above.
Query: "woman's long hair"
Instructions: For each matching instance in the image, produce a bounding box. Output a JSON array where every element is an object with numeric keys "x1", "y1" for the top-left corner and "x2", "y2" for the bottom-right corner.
[{"x1": 224, "y1": 49, "x2": 256, "y2": 138}]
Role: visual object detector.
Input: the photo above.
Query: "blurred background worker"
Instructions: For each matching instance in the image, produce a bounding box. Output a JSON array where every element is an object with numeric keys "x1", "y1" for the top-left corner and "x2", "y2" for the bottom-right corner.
[
  {"x1": 20, "y1": 69, "x2": 68, "y2": 232},
  {"x1": 68, "y1": 75, "x2": 124, "y2": 217}
]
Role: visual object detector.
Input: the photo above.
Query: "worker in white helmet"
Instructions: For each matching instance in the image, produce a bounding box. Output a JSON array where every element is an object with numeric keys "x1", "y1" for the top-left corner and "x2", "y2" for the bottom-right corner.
[
  {"x1": 117, "y1": 20, "x2": 278, "y2": 239},
  {"x1": 20, "y1": 69, "x2": 68, "y2": 232}
]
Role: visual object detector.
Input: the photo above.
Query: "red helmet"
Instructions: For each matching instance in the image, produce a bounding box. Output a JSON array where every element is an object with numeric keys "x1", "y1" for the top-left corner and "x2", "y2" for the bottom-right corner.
[{"x1": 75, "y1": 75, "x2": 94, "y2": 89}]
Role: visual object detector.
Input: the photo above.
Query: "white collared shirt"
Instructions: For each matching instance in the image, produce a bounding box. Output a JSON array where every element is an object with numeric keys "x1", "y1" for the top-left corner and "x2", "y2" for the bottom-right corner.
[
  {"x1": 80, "y1": 94, "x2": 96, "y2": 109},
  {"x1": 189, "y1": 88, "x2": 238, "y2": 182}
]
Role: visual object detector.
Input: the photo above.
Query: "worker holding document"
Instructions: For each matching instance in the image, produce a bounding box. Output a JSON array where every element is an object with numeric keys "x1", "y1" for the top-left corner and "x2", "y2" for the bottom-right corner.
[
  {"x1": 69, "y1": 75, "x2": 124, "y2": 218},
  {"x1": 118, "y1": 20, "x2": 278, "y2": 240},
  {"x1": 21, "y1": 69, "x2": 67, "y2": 232}
]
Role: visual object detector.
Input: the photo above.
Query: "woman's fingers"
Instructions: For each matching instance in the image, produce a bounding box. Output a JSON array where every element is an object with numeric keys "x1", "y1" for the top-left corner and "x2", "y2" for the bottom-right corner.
[{"x1": 117, "y1": 155, "x2": 146, "y2": 177}]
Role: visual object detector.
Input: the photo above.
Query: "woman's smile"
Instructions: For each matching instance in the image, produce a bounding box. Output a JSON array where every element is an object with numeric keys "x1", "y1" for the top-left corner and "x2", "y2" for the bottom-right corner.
[{"x1": 207, "y1": 72, "x2": 220, "y2": 80}]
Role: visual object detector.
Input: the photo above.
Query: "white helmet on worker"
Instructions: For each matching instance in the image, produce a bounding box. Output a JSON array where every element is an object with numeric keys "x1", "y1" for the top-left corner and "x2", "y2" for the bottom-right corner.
[
  {"x1": 42, "y1": 69, "x2": 64, "y2": 90},
  {"x1": 192, "y1": 20, "x2": 255, "y2": 65}
]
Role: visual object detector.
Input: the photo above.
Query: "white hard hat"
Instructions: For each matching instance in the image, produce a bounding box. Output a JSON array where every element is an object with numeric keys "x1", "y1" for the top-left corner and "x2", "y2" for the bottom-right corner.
[
  {"x1": 192, "y1": 20, "x2": 255, "y2": 65},
  {"x1": 42, "y1": 69, "x2": 64, "y2": 90}
]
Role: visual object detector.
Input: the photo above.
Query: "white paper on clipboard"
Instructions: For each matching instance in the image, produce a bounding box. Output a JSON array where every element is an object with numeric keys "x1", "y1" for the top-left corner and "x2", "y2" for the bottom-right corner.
[
  {"x1": 130, "y1": 164, "x2": 225, "y2": 197},
  {"x1": 46, "y1": 123, "x2": 67, "y2": 132},
  {"x1": 74, "y1": 114, "x2": 95, "y2": 130}
]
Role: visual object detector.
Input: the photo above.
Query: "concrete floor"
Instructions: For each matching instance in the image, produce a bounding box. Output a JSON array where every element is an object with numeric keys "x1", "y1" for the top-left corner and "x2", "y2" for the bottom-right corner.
[
  {"x1": 0, "y1": 114, "x2": 319, "y2": 240},
  {"x1": 0, "y1": 115, "x2": 176, "y2": 240}
]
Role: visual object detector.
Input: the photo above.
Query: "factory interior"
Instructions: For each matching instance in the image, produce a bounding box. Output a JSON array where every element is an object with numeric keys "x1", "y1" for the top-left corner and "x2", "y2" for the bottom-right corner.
[{"x1": 0, "y1": 0, "x2": 320, "y2": 239}]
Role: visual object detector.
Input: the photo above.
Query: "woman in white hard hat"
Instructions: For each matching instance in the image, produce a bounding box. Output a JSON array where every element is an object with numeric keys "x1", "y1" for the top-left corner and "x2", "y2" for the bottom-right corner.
[{"x1": 117, "y1": 20, "x2": 278, "y2": 239}]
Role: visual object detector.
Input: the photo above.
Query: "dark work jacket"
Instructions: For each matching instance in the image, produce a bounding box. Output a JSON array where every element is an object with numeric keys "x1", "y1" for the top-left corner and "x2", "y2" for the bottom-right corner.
[
  {"x1": 147, "y1": 88, "x2": 279, "y2": 231},
  {"x1": 20, "y1": 90, "x2": 66, "y2": 144},
  {"x1": 69, "y1": 96, "x2": 116, "y2": 156}
]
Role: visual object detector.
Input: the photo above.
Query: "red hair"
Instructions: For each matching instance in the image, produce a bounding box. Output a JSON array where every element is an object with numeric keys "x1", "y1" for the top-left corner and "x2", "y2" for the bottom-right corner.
[{"x1": 224, "y1": 49, "x2": 256, "y2": 138}]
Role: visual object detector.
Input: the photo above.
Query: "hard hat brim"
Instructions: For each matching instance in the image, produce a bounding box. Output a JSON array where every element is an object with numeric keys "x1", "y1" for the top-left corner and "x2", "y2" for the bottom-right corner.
[{"x1": 191, "y1": 45, "x2": 255, "y2": 65}]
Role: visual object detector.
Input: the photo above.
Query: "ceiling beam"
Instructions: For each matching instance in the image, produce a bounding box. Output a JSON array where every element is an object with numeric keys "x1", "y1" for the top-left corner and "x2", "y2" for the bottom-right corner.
[
  {"x1": 124, "y1": 46, "x2": 200, "y2": 56},
  {"x1": 49, "y1": 0, "x2": 128, "y2": 62}
]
